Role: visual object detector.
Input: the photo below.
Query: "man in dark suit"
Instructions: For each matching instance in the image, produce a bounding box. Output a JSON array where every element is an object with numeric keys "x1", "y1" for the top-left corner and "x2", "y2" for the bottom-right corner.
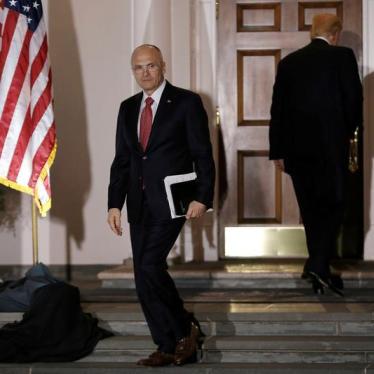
[
  {"x1": 107, "y1": 44, "x2": 215, "y2": 366},
  {"x1": 269, "y1": 14, "x2": 362, "y2": 295}
]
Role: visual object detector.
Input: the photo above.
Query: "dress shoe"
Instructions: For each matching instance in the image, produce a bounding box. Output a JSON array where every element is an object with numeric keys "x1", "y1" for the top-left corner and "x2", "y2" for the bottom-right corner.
[
  {"x1": 301, "y1": 270, "x2": 312, "y2": 282},
  {"x1": 308, "y1": 271, "x2": 344, "y2": 297},
  {"x1": 137, "y1": 350, "x2": 175, "y2": 366},
  {"x1": 302, "y1": 271, "x2": 344, "y2": 289},
  {"x1": 174, "y1": 322, "x2": 202, "y2": 365},
  {"x1": 189, "y1": 312, "x2": 206, "y2": 340},
  {"x1": 330, "y1": 274, "x2": 344, "y2": 290}
]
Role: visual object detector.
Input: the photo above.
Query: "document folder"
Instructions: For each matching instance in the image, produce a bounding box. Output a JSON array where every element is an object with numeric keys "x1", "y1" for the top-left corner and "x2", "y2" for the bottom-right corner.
[{"x1": 164, "y1": 172, "x2": 197, "y2": 219}]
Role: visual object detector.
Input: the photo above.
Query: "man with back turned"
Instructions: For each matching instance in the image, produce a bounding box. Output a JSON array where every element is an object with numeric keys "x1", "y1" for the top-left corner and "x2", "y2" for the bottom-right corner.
[
  {"x1": 107, "y1": 44, "x2": 215, "y2": 366},
  {"x1": 269, "y1": 14, "x2": 363, "y2": 296}
]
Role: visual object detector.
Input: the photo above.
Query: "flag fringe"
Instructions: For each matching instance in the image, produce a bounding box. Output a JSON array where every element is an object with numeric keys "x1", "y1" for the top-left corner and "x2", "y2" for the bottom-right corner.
[
  {"x1": 34, "y1": 140, "x2": 57, "y2": 217},
  {"x1": 34, "y1": 194, "x2": 51, "y2": 217},
  {"x1": 38, "y1": 140, "x2": 57, "y2": 183},
  {"x1": 0, "y1": 177, "x2": 34, "y2": 195},
  {"x1": 0, "y1": 141, "x2": 57, "y2": 217}
]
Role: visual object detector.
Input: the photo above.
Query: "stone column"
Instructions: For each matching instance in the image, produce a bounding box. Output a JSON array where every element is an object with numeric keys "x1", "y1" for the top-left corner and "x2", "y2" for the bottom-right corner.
[
  {"x1": 131, "y1": 0, "x2": 172, "y2": 88},
  {"x1": 363, "y1": 0, "x2": 374, "y2": 259}
]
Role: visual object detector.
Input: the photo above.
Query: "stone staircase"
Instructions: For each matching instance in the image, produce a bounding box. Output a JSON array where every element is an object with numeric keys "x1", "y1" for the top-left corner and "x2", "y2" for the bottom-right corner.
[{"x1": 1, "y1": 260, "x2": 374, "y2": 373}]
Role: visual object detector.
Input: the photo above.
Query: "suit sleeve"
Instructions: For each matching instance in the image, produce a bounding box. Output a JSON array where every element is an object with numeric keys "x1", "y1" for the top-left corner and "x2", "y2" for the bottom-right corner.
[
  {"x1": 107, "y1": 102, "x2": 131, "y2": 211},
  {"x1": 269, "y1": 60, "x2": 286, "y2": 160},
  {"x1": 185, "y1": 94, "x2": 216, "y2": 208},
  {"x1": 339, "y1": 48, "x2": 363, "y2": 137}
]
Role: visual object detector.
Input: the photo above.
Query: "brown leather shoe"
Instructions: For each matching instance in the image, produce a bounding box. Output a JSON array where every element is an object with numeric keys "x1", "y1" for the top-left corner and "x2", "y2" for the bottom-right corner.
[
  {"x1": 174, "y1": 322, "x2": 201, "y2": 365},
  {"x1": 137, "y1": 351, "x2": 175, "y2": 366}
]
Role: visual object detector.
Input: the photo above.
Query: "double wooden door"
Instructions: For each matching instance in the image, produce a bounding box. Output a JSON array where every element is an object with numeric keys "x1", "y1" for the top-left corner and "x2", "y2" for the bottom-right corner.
[{"x1": 217, "y1": 0, "x2": 362, "y2": 258}]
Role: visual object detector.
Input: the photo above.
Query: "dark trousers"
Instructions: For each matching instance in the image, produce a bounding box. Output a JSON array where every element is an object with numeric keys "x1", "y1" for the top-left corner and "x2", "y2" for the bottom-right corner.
[
  {"x1": 129, "y1": 198, "x2": 191, "y2": 354},
  {"x1": 289, "y1": 162, "x2": 346, "y2": 277}
]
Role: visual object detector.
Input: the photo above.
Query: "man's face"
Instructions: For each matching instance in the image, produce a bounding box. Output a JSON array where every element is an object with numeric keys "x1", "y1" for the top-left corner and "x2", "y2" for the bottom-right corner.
[{"x1": 131, "y1": 47, "x2": 165, "y2": 95}]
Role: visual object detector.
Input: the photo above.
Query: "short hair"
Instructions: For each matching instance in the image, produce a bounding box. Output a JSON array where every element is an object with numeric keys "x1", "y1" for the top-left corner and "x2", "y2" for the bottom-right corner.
[
  {"x1": 311, "y1": 14, "x2": 342, "y2": 39},
  {"x1": 131, "y1": 44, "x2": 164, "y2": 64},
  {"x1": 138, "y1": 44, "x2": 161, "y2": 53}
]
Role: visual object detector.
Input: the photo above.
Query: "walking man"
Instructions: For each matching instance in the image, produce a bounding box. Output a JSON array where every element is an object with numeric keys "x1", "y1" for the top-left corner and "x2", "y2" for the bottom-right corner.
[
  {"x1": 269, "y1": 14, "x2": 363, "y2": 295},
  {"x1": 107, "y1": 44, "x2": 215, "y2": 365}
]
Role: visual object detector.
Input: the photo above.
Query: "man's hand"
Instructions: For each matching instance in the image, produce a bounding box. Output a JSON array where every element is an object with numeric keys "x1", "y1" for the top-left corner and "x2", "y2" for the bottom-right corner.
[
  {"x1": 186, "y1": 201, "x2": 207, "y2": 219},
  {"x1": 273, "y1": 159, "x2": 285, "y2": 172},
  {"x1": 107, "y1": 208, "x2": 123, "y2": 236}
]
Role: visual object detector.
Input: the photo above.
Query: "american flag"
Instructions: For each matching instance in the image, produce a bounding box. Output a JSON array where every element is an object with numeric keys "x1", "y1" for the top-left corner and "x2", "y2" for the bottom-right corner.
[{"x1": 0, "y1": 0, "x2": 56, "y2": 216}]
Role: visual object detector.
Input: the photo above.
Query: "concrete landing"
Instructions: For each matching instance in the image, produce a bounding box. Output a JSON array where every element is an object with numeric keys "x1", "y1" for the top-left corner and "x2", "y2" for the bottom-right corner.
[
  {"x1": 1, "y1": 362, "x2": 374, "y2": 374},
  {"x1": 97, "y1": 260, "x2": 374, "y2": 289},
  {"x1": 2, "y1": 260, "x2": 374, "y2": 373}
]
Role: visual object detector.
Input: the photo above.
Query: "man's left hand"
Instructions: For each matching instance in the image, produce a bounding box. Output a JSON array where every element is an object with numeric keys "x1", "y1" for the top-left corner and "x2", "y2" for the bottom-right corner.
[{"x1": 186, "y1": 201, "x2": 207, "y2": 219}]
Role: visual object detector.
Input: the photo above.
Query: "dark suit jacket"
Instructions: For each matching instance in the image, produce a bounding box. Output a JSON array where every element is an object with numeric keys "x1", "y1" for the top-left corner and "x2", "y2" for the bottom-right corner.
[
  {"x1": 108, "y1": 81, "x2": 215, "y2": 223},
  {"x1": 269, "y1": 38, "x2": 363, "y2": 169}
]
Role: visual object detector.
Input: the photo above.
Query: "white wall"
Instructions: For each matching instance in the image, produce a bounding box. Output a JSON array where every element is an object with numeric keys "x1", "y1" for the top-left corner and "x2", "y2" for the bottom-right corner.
[
  {"x1": 0, "y1": 0, "x2": 217, "y2": 265},
  {"x1": 1, "y1": 0, "x2": 373, "y2": 264}
]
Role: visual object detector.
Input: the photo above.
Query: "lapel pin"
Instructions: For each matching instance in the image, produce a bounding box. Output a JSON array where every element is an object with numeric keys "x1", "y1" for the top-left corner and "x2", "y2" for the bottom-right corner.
[{"x1": 167, "y1": 99, "x2": 172, "y2": 103}]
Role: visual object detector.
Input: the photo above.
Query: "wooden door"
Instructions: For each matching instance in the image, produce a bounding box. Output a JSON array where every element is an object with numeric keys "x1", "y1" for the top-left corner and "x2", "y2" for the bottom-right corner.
[{"x1": 217, "y1": 0, "x2": 362, "y2": 258}]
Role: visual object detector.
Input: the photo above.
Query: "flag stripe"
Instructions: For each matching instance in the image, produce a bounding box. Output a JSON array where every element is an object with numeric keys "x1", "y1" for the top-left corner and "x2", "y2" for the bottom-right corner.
[
  {"x1": 0, "y1": 28, "x2": 31, "y2": 155},
  {"x1": 0, "y1": 5, "x2": 5, "y2": 52},
  {"x1": 35, "y1": 175, "x2": 50, "y2": 212},
  {"x1": 0, "y1": 64, "x2": 30, "y2": 177},
  {"x1": 31, "y1": 51, "x2": 49, "y2": 115},
  {"x1": 29, "y1": 19, "x2": 44, "y2": 61},
  {"x1": 43, "y1": 170, "x2": 51, "y2": 196},
  {"x1": 7, "y1": 67, "x2": 52, "y2": 181},
  {"x1": 5, "y1": 103, "x2": 31, "y2": 181},
  {"x1": 30, "y1": 33, "x2": 46, "y2": 86},
  {"x1": 32, "y1": 68, "x2": 52, "y2": 127},
  {"x1": 28, "y1": 122, "x2": 55, "y2": 188},
  {"x1": 0, "y1": 1, "x2": 56, "y2": 216},
  {"x1": 0, "y1": 9, "x2": 20, "y2": 112},
  {"x1": 16, "y1": 102, "x2": 53, "y2": 185},
  {"x1": 0, "y1": 7, "x2": 16, "y2": 80}
]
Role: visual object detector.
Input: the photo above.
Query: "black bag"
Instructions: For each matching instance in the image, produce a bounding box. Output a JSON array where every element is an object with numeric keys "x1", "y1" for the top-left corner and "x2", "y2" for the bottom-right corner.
[{"x1": 0, "y1": 262, "x2": 58, "y2": 312}]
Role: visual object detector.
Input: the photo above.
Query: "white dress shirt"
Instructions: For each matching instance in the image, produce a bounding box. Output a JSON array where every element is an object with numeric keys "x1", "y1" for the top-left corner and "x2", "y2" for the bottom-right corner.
[{"x1": 314, "y1": 36, "x2": 331, "y2": 45}]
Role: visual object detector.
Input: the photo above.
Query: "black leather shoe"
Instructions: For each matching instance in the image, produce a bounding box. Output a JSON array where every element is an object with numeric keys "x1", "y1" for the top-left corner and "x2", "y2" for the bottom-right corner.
[{"x1": 308, "y1": 271, "x2": 344, "y2": 297}]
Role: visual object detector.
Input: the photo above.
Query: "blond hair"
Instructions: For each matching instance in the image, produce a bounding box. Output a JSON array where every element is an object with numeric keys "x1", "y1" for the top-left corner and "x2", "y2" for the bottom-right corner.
[{"x1": 311, "y1": 14, "x2": 342, "y2": 39}]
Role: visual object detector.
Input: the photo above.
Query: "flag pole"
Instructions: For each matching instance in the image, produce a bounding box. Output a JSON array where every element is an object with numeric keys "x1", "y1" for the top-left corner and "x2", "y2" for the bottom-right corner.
[{"x1": 31, "y1": 198, "x2": 39, "y2": 264}]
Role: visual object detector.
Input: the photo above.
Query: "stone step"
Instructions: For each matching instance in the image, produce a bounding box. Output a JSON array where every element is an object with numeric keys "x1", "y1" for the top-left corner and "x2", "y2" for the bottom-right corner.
[
  {"x1": 80, "y1": 287, "x2": 374, "y2": 304},
  {"x1": 92, "y1": 310, "x2": 374, "y2": 323},
  {"x1": 98, "y1": 319, "x2": 374, "y2": 337},
  {"x1": 98, "y1": 261, "x2": 374, "y2": 290},
  {"x1": 4, "y1": 300, "x2": 374, "y2": 322},
  {"x1": 2, "y1": 302, "x2": 374, "y2": 337},
  {"x1": 100, "y1": 277, "x2": 374, "y2": 290},
  {"x1": 2, "y1": 316, "x2": 373, "y2": 338},
  {"x1": 83, "y1": 335, "x2": 374, "y2": 364},
  {"x1": 1, "y1": 362, "x2": 373, "y2": 373},
  {"x1": 90, "y1": 304, "x2": 374, "y2": 336},
  {"x1": 93, "y1": 335, "x2": 374, "y2": 352}
]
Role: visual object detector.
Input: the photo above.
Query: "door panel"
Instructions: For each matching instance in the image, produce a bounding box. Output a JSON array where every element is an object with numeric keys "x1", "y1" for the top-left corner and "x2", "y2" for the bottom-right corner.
[{"x1": 218, "y1": 0, "x2": 362, "y2": 259}]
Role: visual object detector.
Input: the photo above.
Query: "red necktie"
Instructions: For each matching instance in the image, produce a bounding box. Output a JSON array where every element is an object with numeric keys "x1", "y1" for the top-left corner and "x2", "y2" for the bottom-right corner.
[{"x1": 139, "y1": 97, "x2": 154, "y2": 151}]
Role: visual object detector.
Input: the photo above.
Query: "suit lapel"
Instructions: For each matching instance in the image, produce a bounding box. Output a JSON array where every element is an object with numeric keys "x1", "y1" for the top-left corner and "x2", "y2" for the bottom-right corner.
[
  {"x1": 146, "y1": 81, "x2": 175, "y2": 151},
  {"x1": 128, "y1": 93, "x2": 143, "y2": 153}
]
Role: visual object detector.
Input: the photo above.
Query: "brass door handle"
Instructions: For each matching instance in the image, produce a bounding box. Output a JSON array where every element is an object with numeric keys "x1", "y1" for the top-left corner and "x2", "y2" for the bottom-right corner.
[
  {"x1": 348, "y1": 127, "x2": 359, "y2": 173},
  {"x1": 216, "y1": 106, "x2": 220, "y2": 127}
]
